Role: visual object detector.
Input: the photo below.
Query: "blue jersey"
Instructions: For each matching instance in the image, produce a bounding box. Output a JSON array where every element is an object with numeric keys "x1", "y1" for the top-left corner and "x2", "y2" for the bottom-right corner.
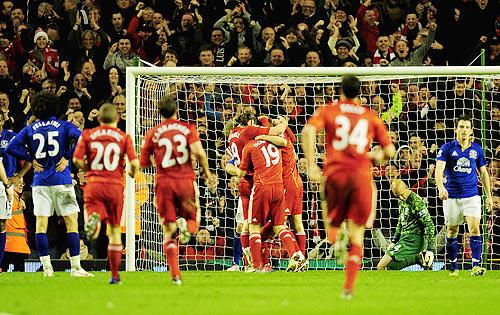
[
  {"x1": 6, "y1": 118, "x2": 82, "y2": 186},
  {"x1": 0, "y1": 128, "x2": 17, "y2": 177},
  {"x1": 436, "y1": 140, "x2": 487, "y2": 198}
]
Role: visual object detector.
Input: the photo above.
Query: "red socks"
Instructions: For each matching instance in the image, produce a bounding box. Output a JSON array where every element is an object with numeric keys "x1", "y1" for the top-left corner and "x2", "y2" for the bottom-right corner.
[
  {"x1": 249, "y1": 232, "x2": 262, "y2": 269},
  {"x1": 108, "y1": 244, "x2": 123, "y2": 279},
  {"x1": 344, "y1": 244, "x2": 363, "y2": 292},
  {"x1": 241, "y1": 232, "x2": 249, "y2": 248},
  {"x1": 278, "y1": 229, "x2": 298, "y2": 257},
  {"x1": 327, "y1": 226, "x2": 338, "y2": 244},
  {"x1": 262, "y1": 242, "x2": 270, "y2": 266},
  {"x1": 163, "y1": 240, "x2": 181, "y2": 279},
  {"x1": 295, "y1": 232, "x2": 306, "y2": 255}
]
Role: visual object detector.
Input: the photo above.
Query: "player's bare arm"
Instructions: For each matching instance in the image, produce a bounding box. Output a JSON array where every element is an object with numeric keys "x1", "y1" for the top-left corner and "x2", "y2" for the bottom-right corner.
[
  {"x1": 72, "y1": 157, "x2": 87, "y2": 171},
  {"x1": 301, "y1": 124, "x2": 322, "y2": 182},
  {"x1": 190, "y1": 140, "x2": 212, "y2": 179},
  {"x1": 255, "y1": 135, "x2": 287, "y2": 147},
  {"x1": 479, "y1": 165, "x2": 493, "y2": 212},
  {"x1": 128, "y1": 158, "x2": 140, "y2": 178},
  {"x1": 435, "y1": 160, "x2": 448, "y2": 200},
  {"x1": 268, "y1": 116, "x2": 288, "y2": 135}
]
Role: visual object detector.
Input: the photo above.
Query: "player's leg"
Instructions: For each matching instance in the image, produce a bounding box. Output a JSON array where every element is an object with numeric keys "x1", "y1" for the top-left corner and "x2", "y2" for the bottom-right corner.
[
  {"x1": 83, "y1": 184, "x2": 106, "y2": 241},
  {"x1": 248, "y1": 223, "x2": 263, "y2": 270},
  {"x1": 444, "y1": 198, "x2": 461, "y2": 275},
  {"x1": 342, "y1": 221, "x2": 365, "y2": 299},
  {"x1": 463, "y1": 196, "x2": 485, "y2": 276},
  {"x1": 291, "y1": 214, "x2": 306, "y2": 255},
  {"x1": 161, "y1": 221, "x2": 182, "y2": 284},
  {"x1": 107, "y1": 224, "x2": 122, "y2": 284},
  {"x1": 0, "y1": 219, "x2": 6, "y2": 272},
  {"x1": 227, "y1": 199, "x2": 245, "y2": 271},
  {"x1": 239, "y1": 180, "x2": 252, "y2": 267},
  {"x1": 62, "y1": 212, "x2": 93, "y2": 277},
  {"x1": 35, "y1": 215, "x2": 53, "y2": 276},
  {"x1": 384, "y1": 236, "x2": 425, "y2": 270}
]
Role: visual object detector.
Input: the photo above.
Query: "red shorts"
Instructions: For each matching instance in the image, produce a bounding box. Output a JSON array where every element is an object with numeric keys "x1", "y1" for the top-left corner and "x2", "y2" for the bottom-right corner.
[
  {"x1": 324, "y1": 170, "x2": 372, "y2": 227},
  {"x1": 248, "y1": 184, "x2": 285, "y2": 226},
  {"x1": 84, "y1": 182, "x2": 124, "y2": 226},
  {"x1": 156, "y1": 178, "x2": 199, "y2": 225},
  {"x1": 238, "y1": 177, "x2": 252, "y2": 220},
  {"x1": 283, "y1": 175, "x2": 303, "y2": 216}
]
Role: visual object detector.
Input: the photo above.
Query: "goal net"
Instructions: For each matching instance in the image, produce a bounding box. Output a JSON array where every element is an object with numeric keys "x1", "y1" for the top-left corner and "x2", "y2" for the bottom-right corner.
[{"x1": 125, "y1": 67, "x2": 500, "y2": 272}]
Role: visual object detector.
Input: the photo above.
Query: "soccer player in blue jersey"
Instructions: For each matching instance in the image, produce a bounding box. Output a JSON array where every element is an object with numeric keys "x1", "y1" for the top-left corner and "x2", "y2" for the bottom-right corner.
[
  {"x1": 435, "y1": 115, "x2": 493, "y2": 276},
  {"x1": 6, "y1": 91, "x2": 93, "y2": 277}
]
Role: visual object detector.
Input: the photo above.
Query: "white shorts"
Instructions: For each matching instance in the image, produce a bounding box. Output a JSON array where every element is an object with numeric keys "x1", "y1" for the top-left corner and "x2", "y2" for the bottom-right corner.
[
  {"x1": 0, "y1": 184, "x2": 12, "y2": 220},
  {"x1": 443, "y1": 195, "x2": 482, "y2": 226},
  {"x1": 235, "y1": 197, "x2": 244, "y2": 225},
  {"x1": 32, "y1": 185, "x2": 80, "y2": 217}
]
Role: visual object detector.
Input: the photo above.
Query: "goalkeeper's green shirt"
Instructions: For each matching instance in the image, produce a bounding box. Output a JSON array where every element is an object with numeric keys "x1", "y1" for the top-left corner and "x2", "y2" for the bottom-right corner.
[{"x1": 393, "y1": 192, "x2": 435, "y2": 249}]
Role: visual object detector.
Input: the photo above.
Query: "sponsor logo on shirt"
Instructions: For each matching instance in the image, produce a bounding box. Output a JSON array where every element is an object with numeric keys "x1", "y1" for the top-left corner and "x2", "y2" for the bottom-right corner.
[{"x1": 454, "y1": 157, "x2": 472, "y2": 174}]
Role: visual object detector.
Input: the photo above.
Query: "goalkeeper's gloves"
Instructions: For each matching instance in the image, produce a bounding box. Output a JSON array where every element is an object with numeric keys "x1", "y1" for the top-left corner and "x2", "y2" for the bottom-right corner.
[{"x1": 423, "y1": 250, "x2": 434, "y2": 269}]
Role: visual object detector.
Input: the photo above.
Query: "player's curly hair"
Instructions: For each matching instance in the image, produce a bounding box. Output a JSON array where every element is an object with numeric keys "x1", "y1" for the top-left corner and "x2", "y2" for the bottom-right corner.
[
  {"x1": 237, "y1": 111, "x2": 256, "y2": 126},
  {"x1": 32, "y1": 91, "x2": 60, "y2": 121}
]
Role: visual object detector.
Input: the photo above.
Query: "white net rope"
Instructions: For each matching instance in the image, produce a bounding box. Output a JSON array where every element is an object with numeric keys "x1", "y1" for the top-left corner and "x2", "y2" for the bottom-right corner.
[{"x1": 129, "y1": 73, "x2": 499, "y2": 271}]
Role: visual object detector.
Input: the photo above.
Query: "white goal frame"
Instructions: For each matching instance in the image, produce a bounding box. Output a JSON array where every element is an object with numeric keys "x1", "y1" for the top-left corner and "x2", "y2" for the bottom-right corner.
[{"x1": 125, "y1": 66, "x2": 500, "y2": 271}]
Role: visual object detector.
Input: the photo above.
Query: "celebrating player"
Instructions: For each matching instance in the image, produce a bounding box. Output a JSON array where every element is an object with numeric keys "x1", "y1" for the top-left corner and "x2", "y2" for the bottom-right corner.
[
  {"x1": 225, "y1": 112, "x2": 288, "y2": 268},
  {"x1": 6, "y1": 91, "x2": 92, "y2": 277},
  {"x1": 232, "y1": 138, "x2": 306, "y2": 271},
  {"x1": 302, "y1": 75, "x2": 395, "y2": 299},
  {"x1": 140, "y1": 95, "x2": 213, "y2": 285},
  {"x1": 435, "y1": 115, "x2": 493, "y2": 276},
  {"x1": 73, "y1": 103, "x2": 139, "y2": 284},
  {"x1": 377, "y1": 179, "x2": 435, "y2": 270}
]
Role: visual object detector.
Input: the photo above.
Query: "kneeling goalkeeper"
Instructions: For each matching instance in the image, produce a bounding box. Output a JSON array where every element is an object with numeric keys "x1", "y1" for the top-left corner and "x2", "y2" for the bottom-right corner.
[{"x1": 377, "y1": 179, "x2": 435, "y2": 270}]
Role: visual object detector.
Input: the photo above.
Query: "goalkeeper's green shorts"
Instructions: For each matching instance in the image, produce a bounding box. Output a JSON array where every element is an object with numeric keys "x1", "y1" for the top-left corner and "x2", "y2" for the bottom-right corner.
[{"x1": 387, "y1": 234, "x2": 425, "y2": 261}]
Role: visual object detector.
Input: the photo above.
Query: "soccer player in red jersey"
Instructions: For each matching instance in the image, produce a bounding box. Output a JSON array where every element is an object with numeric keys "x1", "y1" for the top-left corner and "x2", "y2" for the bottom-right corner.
[
  {"x1": 225, "y1": 112, "x2": 287, "y2": 268},
  {"x1": 302, "y1": 75, "x2": 395, "y2": 299},
  {"x1": 73, "y1": 104, "x2": 139, "y2": 284},
  {"x1": 140, "y1": 96, "x2": 213, "y2": 285},
  {"x1": 232, "y1": 139, "x2": 306, "y2": 271}
]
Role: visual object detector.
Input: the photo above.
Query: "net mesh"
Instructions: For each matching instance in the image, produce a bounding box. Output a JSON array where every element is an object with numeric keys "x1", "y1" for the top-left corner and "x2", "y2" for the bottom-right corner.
[{"x1": 128, "y1": 72, "x2": 500, "y2": 271}]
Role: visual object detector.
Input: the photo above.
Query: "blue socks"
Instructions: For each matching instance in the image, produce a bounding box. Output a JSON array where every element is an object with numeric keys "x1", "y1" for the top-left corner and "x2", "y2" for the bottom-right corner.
[
  {"x1": 469, "y1": 235, "x2": 482, "y2": 267},
  {"x1": 446, "y1": 237, "x2": 458, "y2": 271},
  {"x1": 233, "y1": 235, "x2": 242, "y2": 265},
  {"x1": 36, "y1": 233, "x2": 49, "y2": 257},
  {"x1": 67, "y1": 232, "x2": 80, "y2": 257},
  {"x1": 0, "y1": 231, "x2": 6, "y2": 267}
]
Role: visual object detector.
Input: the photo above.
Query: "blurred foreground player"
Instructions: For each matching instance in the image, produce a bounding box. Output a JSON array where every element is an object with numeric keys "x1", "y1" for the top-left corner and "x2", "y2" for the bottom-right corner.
[
  {"x1": 302, "y1": 75, "x2": 395, "y2": 299},
  {"x1": 73, "y1": 104, "x2": 139, "y2": 284},
  {"x1": 140, "y1": 96, "x2": 213, "y2": 285},
  {"x1": 6, "y1": 92, "x2": 92, "y2": 277}
]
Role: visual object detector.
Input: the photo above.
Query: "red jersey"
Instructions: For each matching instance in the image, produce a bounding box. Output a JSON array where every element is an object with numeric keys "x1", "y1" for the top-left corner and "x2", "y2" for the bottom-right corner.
[
  {"x1": 307, "y1": 99, "x2": 391, "y2": 176},
  {"x1": 227, "y1": 126, "x2": 244, "y2": 166},
  {"x1": 240, "y1": 140, "x2": 282, "y2": 186},
  {"x1": 140, "y1": 118, "x2": 200, "y2": 180},
  {"x1": 280, "y1": 132, "x2": 300, "y2": 181},
  {"x1": 73, "y1": 126, "x2": 137, "y2": 184}
]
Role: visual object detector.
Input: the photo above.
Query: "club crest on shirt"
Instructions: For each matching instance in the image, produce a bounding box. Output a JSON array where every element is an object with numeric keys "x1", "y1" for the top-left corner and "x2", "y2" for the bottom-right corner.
[
  {"x1": 469, "y1": 149, "x2": 477, "y2": 159},
  {"x1": 0, "y1": 140, "x2": 8, "y2": 149}
]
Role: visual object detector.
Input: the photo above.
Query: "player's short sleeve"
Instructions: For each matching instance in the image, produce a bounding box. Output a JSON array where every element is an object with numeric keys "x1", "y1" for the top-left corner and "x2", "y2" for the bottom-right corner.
[
  {"x1": 239, "y1": 143, "x2": 251, "y2": 172},
  {"x1": 372, "y1": 115, "x2": 392, "y2": 148},
  {"x1": 187, "y1": 124, "x2": 201, "y2": 144},
  {"x1": 475, "y1": 144, "x2": 487, "y2": 168},
  {"x1": 124, "y1": 134, "x2": 138, "y2": 161},
  {"x1": 436, "y1": 143, "x2": 449, "y2": 162},
  {"x1": 140, "y1": 131, "x2": 153, "y2": 167},
  {"x1": 306, "y1": 107, "x2": 327, "y2": 130},
  {"x1": 72, "y1": 130, "x2": 88, "y2": 160}
]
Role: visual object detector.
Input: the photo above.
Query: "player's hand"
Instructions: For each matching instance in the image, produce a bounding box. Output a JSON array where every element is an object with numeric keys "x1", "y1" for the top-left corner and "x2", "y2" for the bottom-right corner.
[
  {"x1": 486, "y1": 195, "x2": 493, "y2": 213},
  {"x1": 438, "y1": 186, "x2": 448, "y2": 200},
  {"x1": 32, "y1": 160, "x2": 44, "y2": 173},
  {"x1": 55, "y1": 157, "x2": 69, "y2": 172},
  {"x1": 307, "y1": 164, "x2": 322, "y2": 183},
  {"x1": 423, "y1": 250, "x2": 434, "y2": 269}
]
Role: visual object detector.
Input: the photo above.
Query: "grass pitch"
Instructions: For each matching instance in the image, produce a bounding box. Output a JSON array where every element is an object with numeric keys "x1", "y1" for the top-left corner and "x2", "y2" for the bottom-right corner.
[{"x1": 1, "y1": 270, "x2": 499, "y2": 315}]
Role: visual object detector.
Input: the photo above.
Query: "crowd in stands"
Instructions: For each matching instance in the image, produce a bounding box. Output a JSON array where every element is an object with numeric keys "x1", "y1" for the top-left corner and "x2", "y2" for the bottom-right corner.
[{"x1": 0, "y1": 0, "x2": 499, "y2": 270}]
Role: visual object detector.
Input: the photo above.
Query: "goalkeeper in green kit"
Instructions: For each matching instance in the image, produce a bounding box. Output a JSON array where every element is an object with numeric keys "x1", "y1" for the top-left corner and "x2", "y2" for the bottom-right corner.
[{"x1": 377, "y1": 179, "x2": 436, "y2": 270}]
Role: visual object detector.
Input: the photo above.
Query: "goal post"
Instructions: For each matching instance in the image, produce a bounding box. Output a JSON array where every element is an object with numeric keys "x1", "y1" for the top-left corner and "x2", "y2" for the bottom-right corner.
[{"x1": 125, "y1": 66, "x2": 500, "y2": 272}]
